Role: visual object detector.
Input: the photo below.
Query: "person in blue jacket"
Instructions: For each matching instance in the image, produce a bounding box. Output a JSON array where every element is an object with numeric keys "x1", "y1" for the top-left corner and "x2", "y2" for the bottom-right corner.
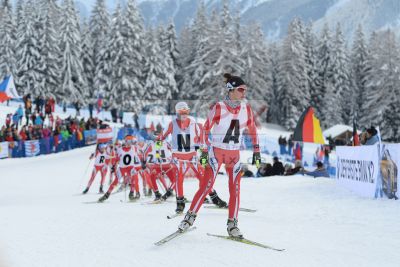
[{"x1": 303, "y1": 161, "x2": 329, "y2": 178}]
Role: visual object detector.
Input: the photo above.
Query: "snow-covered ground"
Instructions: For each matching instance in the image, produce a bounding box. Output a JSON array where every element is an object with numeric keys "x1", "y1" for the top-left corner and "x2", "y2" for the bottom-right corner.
[{"x1": 1, "y1": 146, "x2": 400, "y2": 267}]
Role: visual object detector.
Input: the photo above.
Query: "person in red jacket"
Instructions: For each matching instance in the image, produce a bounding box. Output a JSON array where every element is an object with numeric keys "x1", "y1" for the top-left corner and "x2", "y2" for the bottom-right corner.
[
  {"x1": 82, "y1": 143, "x2": 109, "y2": 194},
  {"x1": 157, "y1": 102, "x2": 227, "y2": 214},
  {"x1": 178, "y1": 74, "x2": 261, "y2": 239}
]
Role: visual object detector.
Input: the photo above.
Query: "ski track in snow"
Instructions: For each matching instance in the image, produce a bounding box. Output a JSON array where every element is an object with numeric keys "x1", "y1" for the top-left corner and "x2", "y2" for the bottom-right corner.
[{"x1": 1, "y1": 146, "x2": 400, "y2": 267}]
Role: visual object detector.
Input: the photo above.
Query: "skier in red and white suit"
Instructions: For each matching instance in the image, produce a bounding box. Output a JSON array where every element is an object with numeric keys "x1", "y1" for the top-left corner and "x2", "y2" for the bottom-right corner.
[
  {"x1": 98, "y1": 135, "x2": 139, "y2": 202},
  {"x1": 147, "y1": 140, "x2": 177, "y2": 201},
  {"x1": 135, "y1": 140, "x2": 157, "y2": 196},
  {"x1": 158, "y1": 102, "x2": 227, "y2": 213},
  {"x1": 82, "y1": 143, "x2": 109, "y2": 194},
  {"x1": 106, "y1": 142, "x2": 118, "y2": 185},
  {"x1": 178, "y1": 74, "x2": 261, "y2": 238}
]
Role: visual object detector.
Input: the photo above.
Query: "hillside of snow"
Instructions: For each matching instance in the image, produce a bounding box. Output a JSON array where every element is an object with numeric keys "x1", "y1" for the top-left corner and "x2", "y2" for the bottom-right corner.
[{"x1": 0, "y1": 143, "x2": 400, "y2": 266}]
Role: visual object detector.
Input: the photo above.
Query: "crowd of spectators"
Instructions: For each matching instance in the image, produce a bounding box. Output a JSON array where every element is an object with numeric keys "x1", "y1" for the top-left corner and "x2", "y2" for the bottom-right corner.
[{"x1": 1, "y1": 95, "x2": 101, "y2": 144}]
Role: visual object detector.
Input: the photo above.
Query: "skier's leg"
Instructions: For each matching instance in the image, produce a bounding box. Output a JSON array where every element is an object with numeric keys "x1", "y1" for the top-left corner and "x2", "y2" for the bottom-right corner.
[
  {"x1": 190, "y1": 147, "x2": 221, "y2": 213},
  {"x1": 86, "y1": 168, "x2": 98, "y2": 188},
  {"x1": 226, "y1": 153, "x2": 241, "y2": 219}
]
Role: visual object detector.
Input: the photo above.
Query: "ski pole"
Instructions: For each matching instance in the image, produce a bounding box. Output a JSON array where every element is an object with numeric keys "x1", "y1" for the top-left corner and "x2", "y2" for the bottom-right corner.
[{"x1": 76, "y1": 156, "x2": 93, "y2": 193}]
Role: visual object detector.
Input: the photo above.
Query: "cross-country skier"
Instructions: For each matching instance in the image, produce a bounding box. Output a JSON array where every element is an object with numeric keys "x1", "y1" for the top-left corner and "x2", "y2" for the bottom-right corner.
[
  {"x1": 136, "y1": 140, "x2": 156, "y2": 196},
  {"x1": 98, "y1": 135, "x2": 139, "y2": 202},
  {"x1": 148, "y1": 140, "x2": 177, "y2": 201},
  {"x1": 157, "y1": 102, "x2": 227, "y2": 214},
  {"x1": 82, "y1": 143, "x2": 109, "y2": 194},
  {"x1": 178, "y1": 74, "x2": 261, "y2": 238}
]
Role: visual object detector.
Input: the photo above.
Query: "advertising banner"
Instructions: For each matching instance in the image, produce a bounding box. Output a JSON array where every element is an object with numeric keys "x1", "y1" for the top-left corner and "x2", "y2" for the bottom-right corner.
[{"x1": 336, "y1": 145, "x2": 379, "y2": 198}]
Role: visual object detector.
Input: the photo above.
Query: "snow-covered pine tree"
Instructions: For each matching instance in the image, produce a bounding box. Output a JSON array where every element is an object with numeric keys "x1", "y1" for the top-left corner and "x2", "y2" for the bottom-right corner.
[
  {"x1": 121, "y1": 0, "x2": 146, "y2": 110},
  {"x1": 330, "y1": 23, "x2": 351, "y2": 125},
  {"x1": 160, "y1": 20, "x2": 180, "y2": 102},
  {"x1": 266, "y1": 42, "x2": 280, "y2": 123},
  {"x1": 39, "y1": 0, "x2": 62, "y2": 98},
  {"x1": 315, "y1": 23, "x2": 335, "y2": 128},
  {"x1": 142, "y1": 28, "x2": 171, "y2": 105},
  {"x1": 241, "y1": 23, "x2": 272, "y2": 116},
  {"x1": 15, "y1": 0, "x2": 46, "y2": 96},
  {"x1": 350, "y1": 24, "x2": 369, "y2": 124},
  {"x1": 276, "y1": 18, "x2": 310, "y2": 130},
  {"x1": 179, "y1": 0, "x2": 208, "y2": 102},
  {"x1": 191, "y1": 2, "x2": 245, "y2": 115},
  {"x1": 0, "y1": 0, "x2": 16, "y2": 79},
  {"x1": 364, "y1": 30, "x2": 400, "y2": 140},
  {"x1": 58, "y1": 0, "x2": 86, "y2": 105},
  {"x1": 101, "y1": 3, "x2": 124, "y2": 109},
  {"x1": 304, "y1": 23, "x2": 319, "y2": 118},
  {"x1": 90, "y1": 0, "x2": 109, "y2": 85},
  {"x1": 81, "y1": 18, "x2": 94, "y2": 102}
]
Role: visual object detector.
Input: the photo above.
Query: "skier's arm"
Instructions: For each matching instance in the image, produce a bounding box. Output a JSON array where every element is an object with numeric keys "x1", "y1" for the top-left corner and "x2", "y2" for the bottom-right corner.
[
  {"x1": 203, "y1": 103, "x2": 221, "y2": 147},
  {"x1": 157, "y1": 122, "x2": 173, "y2": 141},
  {"x1": 247, "y1": 104, "x2": 260, "y2": 153}
]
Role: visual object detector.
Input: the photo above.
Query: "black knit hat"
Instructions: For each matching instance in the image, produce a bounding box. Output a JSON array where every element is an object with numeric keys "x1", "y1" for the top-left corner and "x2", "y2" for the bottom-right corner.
[{"x1": 224, "y1": 73, "x2": 246, "y2": 90}]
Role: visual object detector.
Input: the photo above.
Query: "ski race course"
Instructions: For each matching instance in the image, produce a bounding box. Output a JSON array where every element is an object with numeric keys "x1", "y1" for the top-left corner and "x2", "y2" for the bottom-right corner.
[{"x1": 1, "y1": 146, "x2": 400, "y2": 267}]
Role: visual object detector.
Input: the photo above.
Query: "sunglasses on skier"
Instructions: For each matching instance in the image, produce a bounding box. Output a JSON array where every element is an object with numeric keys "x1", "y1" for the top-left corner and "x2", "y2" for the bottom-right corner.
[
  {"x1": 236, "y1": 86, "x2": 247, "y2": 93},
  {"x1": 177, "y1": 109, "x2": 190, "y2": 115}
]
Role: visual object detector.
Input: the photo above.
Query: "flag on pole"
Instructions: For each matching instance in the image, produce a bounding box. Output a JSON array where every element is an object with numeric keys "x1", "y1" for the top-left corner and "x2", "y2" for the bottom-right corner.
[
  {"x1": 97, "y1": 128, "x2": 113, "y2": 143},
  {"x1": 293, "y1": 106, "x2": 326, "y2": 144},
  {"x1": 353, "y1": 119, "x2": 360, "y2": 146},
  {"x1": 0, "y1": 75, "x2": 20, "y2": 103}
]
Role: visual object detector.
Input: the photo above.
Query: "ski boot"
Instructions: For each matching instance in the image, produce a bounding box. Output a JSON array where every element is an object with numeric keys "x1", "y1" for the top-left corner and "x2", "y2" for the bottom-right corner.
[
  {"x1": 129, "y1": 191, "x2": 135, "y2": 201},
  {"x1": 134, "y1": 191, "x2": 140, "y2": 199},
  {"x1": 178, "y1": 211, "x2": 197, "y2": 232},
  {"x1": 175, "y1": 196, "x2": 185, "y2": 214},
  {"x1": 82, "y1": 187, "x2": 89, "y2": 194},
  {"x1": 154, "y1": 191, "x2": 162, "y2": 201},
  {"x1": 162, "y1": 189, "x2": 173, "y2": 200},
  {"x1": 227, "y1": 218, "x2": 243, "y2": 239},
  {"x1": 98, "y1": 192, "x2": 110, "y2": 202},
  {"x1": 209, "y1": 191, "x2": 228, "y2": 208},
  {"x1": 147, "y1": 188, "x2": 153, "y2": 197},
  {"x1": 99, "y1": 185, "x2": 104, "y2": 194}
]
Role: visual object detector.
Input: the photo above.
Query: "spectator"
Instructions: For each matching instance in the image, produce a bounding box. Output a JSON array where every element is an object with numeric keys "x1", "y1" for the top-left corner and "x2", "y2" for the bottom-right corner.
[
  {"x1": 12, "y1": 112, "x2": 20, "y2": 129},
  {"x1": 19, "y1": 126, "x2": 28, "y2": 141},
  {"x1": 5, "y1": 113, "x2": 12, "y2": 127},
  {"x1": 288, "y1": 135, "x2": 294, "y2": 156},
  {"x1": 34, "y1": 114, "x2": 43, "y2": 126},
  {"x1": 16, "y1": 105, "x2": 24, "y2": 125},
  {"x1": 256, "y1": 163, "x2": 274, "y2": 177},
  {"x1": 0, "y1": 126, "x2": 6, "y2": 141},
  {"x1": 38, "y1": 95, "x2": 45, "y2": 113},
  {"x1": 45, "y1": 100, "x2": 52, "y2": 118},
  {"x1": 285, "y1": 160, "x2": 303, "y2": 176},
  {"x1": 119, "y1": 109, "x2": 124, "y2": 123},
  {"x1": 88, "y1": 102, "x2": 94, "y2": 118},
  {"x1": 111, "y1": 108, "x2": 118, "y2": 123},
  {"x1": 272, "y1": 156, "x2": 285, "y2": 176},
  {"x1": 241, "y1": 164, "x2": 254, "y2": 177},
  {"x1": 362, "y1": 126, "x2": 379, "y2": 146},
  {"x1": 34, "y1": 96, "x2": 41, "y2": 113},
  {"x1": 303, "y1": 161, "x2": 329, "y2": 178},
  {"x1": 74, "y1": 101, "x2": 81, "y2": 116}
]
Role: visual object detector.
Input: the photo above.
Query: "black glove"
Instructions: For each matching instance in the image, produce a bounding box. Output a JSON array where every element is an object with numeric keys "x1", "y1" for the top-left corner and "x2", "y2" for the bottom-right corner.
[
  {"x1": 141, "y1": 162, "x2": 147, "y2": 170},
  {"x1": 199, "y1": 149, "x2": 208, "y2": 167},
  {"x1": 111, "y1": 165, "x2": 115, "y2": 172}
]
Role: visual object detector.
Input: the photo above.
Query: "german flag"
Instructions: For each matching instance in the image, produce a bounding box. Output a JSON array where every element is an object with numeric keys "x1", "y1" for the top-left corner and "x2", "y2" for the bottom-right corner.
[{"x1": 293, "y1": 107, "x2": 326, "y2": 144}]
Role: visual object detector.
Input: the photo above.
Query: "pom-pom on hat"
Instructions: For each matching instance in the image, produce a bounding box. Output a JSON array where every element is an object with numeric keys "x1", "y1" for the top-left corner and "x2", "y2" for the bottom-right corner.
[{"x1": 224, "y1": 73, "x2": 246, "y2": 90}]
